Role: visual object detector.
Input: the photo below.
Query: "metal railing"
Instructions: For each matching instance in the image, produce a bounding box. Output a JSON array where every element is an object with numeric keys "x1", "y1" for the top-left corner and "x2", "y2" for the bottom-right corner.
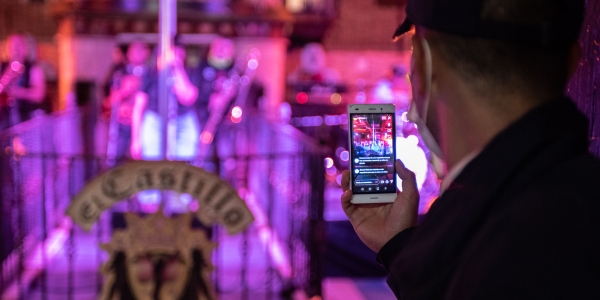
[{"x1": 0, "y1": 107, "x2": 327, "y2": 299}]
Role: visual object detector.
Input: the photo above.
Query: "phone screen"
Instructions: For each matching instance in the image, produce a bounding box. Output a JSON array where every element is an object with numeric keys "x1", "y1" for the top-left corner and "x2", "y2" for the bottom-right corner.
[{"x1": 350, "y1": 113, "x2": 396, "y2": 194}]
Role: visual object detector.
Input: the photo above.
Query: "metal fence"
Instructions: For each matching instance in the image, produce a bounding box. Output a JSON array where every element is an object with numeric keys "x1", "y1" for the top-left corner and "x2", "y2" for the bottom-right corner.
[{"x1": 0, "y1": 108, "x2": 327, "y2": 299}]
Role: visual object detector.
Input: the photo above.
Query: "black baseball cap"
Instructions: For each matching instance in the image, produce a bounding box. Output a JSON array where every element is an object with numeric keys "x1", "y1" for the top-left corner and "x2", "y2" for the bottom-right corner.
[{"x1": 393, "y1": 0, "x2": 585, "y2": 47}]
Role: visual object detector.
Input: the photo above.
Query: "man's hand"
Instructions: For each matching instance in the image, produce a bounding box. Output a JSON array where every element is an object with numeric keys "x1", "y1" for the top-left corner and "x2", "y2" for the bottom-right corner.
[{"x1": 341, "y1": 159, "x2": 419, "y2": 253}]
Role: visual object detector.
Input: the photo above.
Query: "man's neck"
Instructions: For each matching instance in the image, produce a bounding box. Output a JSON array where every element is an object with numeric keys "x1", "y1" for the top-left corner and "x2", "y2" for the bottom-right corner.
[{"x1": 440, "y1": 86, "x2": 546, "y2": 171}]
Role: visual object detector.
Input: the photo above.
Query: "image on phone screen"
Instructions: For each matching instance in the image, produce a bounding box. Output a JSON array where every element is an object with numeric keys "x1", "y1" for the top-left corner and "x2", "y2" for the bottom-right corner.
[{"x1": 350, "y1": 113, "x2": 396, "y2": 194}]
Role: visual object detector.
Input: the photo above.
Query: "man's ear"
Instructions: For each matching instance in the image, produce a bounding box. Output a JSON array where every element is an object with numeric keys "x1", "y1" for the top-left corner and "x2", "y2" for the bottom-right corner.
[
  {"x1": 410, "y1": 35, "x2": 429, "y2": 98},
  {"x1": 566, "y1": 43, "x2": 581, "y2": 80}
]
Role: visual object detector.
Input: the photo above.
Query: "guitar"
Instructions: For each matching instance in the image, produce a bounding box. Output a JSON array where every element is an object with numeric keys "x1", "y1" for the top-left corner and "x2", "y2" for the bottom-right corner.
[{"x1": 197, "y1": 48, "x2": 260, "y2": 161}]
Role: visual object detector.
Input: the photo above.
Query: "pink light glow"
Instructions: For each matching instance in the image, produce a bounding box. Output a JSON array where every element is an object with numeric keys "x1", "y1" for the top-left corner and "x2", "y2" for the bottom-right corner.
[
  {"x1": 296, "y1": 92, "x2": 308, "y2": 104},
  {"x1": 10, "y1": 61, "x2": 21, "y2": 72},
  {"x1": 201, "y1": 131, "x2": 214, "y2": 144}
]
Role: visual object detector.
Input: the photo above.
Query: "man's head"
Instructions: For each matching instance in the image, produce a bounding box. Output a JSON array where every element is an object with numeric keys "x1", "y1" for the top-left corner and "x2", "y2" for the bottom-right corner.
[
  {"x1": 397, "y1": 0, "x2": 584, "y2": 167},
  {"x1": 300, "y1": 43, "x2": 327, "y2": 76},
  {"x1": 126, "y1": 40, "x2": 150, "y2": 66},
  {"x1": 5, "y1": 34, "x2": 30, "y2": 63},
  {"x1": 119, "y1": 75, "x2": 141, "y2": 97},
  {"x1": 208, "y1": 37, "x2": 234, "y2": 69},
  {"x1": 399, "y1": 0, "x2": 584, "y2": 106}
]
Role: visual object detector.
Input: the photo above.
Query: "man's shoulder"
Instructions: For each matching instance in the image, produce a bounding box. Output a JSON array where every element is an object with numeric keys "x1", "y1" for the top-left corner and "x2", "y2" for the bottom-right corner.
[
  {"x1": 508, "y1": 151, "x2": 600, "y2": 221},
  {"x1": 541, "y1": 152, "x2": 600, "y2": 192}
]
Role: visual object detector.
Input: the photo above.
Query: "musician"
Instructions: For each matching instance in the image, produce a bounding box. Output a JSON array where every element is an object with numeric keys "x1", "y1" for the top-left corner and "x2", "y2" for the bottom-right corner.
[
  {"x1": 132, "y1": 38, "x2": 200, "y2": 213},
  {"x1": 196, "y1": 36, "x2": 236, "y2": 125},
  {"x1": 108, "y1": 74, "x2": 147, "y2": 160},
  {"x1": 101, "y1": 40, "x2": 151, "y2": 121},
  {"x1": 138, "y1": 37, "x2": 199, "y2": 160},
  {"x1": 0, "y1": 33, "x2": 46, "y2": 130},
  {"x1": 198, "y1": 37, "x2": 264, "y2": 126}
]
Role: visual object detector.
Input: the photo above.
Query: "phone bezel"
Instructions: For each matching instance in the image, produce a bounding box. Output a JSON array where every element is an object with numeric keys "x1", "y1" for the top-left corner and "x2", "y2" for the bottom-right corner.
[{"x1": 348, "y1": 104, "x2": 397, "y2": 204}]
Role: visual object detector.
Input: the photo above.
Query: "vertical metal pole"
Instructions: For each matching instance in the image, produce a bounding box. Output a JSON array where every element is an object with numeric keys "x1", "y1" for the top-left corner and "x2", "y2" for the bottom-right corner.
[
  {"x1": 158, "y1": 0, "x2": 177, "y2": 160},
  {"x1": 15, "y1": 158, "x2": 24, "y2": 300},
  {"x1": 67, "y1": 158, "x2": 75, "y2": 300},
  {"x1": 307, "y1": 153, "x2": 325, "y2": 297},
  {"x1": 41, "y1": 153, "x2": 48, "y2": 300}
]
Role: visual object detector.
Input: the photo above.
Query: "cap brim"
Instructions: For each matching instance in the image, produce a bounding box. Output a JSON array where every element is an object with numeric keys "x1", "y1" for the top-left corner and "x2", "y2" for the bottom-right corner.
[{"x1": 393, "y1": 19, "x2": 414, "y2": 41}]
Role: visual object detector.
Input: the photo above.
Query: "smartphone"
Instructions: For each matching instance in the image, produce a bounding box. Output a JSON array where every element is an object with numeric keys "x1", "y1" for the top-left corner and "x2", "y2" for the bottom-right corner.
[{"x1": 348, "y1": 104, "x2": 397, "y2": 204}]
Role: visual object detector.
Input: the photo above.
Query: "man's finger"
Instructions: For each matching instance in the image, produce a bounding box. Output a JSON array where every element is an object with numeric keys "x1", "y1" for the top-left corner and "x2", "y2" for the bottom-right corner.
[
  {"x1": 341, "y1": 187, "x2": 353, "y2": 210},
  {"x1": 396, "y1": 159, "x2": 418, "y2": 195},
  {"x1": 340, "y1": 170, "x2": 354, "y2": 212},
  {"x1": 341, "y1": 170, "x2": 351, "y2": 193}
]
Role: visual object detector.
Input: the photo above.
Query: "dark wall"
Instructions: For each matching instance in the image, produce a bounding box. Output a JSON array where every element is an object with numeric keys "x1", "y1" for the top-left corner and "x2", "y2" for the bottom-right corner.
[
  {"x1": 568, "y1": 0, "x2": 600, "y2": 156},
  {"x1": 0, "y1": 0, "x2": 56, "y2": 41}
]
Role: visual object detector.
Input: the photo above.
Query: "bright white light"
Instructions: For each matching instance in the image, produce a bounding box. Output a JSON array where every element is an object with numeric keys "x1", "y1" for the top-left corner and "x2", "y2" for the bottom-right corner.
[
  {"x1": 396, "y1": 137, "x2": 427, "y2": 191},
  {"x1": 231, "y1": 106, "x2": 243, "y2": 118},
  {"x1": 248, "y1": 59, "x2": 258, "y2": 70},
  {"x1": 407, "y1": 135, "x2": 419, "y2": 146},
  {"x1": 324, "y1": 157, "x2": 334, "y2": 169}
]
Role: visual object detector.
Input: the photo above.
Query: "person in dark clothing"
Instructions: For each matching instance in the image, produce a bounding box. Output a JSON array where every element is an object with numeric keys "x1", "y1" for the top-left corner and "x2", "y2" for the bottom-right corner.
[
  {"x1": 138, "y1": 39, "x2": 199, "y2": 161},
  {"x1": 341, "y1": 0, "x2": 600, "y2": 298},
  {"x1": 0, "y1": 33, "x2": 46, "y2": 129},
  {"x1": 104, "y1": 40, "x2": 152, "y2": 163},
  {"x1": 195, "y1": 37, "x2": 236, "y2": 127},
  {"x1": 102, "y1": 41, "x2": 151, "y2": 121}
]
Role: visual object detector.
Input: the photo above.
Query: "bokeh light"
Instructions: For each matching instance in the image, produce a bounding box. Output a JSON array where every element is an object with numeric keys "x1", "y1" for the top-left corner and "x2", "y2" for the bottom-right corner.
[
  {"x1": 296, "y1": 92, "x2": 308, "y2": 104},
  {"x1": 330, "y1": 93, "x2": 342, "y2": 104},
  {"x1": 324, "y1": 157, "x2": 334, "y2": 169}
]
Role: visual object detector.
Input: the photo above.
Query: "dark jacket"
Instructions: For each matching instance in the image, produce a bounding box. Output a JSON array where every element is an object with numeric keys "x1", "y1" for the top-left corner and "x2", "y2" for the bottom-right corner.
[
  {"x1": 1, "y1": 61, "x2": 43, "y2": 127},
  {"x1": 377, "y1": 97, "x2": 600, "y2": 299}
]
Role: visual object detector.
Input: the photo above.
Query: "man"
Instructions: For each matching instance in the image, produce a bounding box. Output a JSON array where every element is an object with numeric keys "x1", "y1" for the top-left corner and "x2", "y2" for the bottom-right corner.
[
  {"x1": 103, "y1": 40, "x2": 152, "y2": 164},
  {"x1": 341, "y1": 0, "x2": 600, "y2": 298},
  {"x1": 0, "y1": 33, "x2": 46, "y2": 129},
  {"x1": 195, "y1": 36, "x2": 236, "y2": 128},
  {"x1": 140, "y1": 38, "x2": 199, "y2": 161},
  {"x1": 102, "y1": 40, "x2": 151, "y2": 121},
  {"x1": 135, "y1": 37, "x2": 199, "y2": 213},
  {"x1": 107, "y1": 74, "x2": 147, "y2": 161}
]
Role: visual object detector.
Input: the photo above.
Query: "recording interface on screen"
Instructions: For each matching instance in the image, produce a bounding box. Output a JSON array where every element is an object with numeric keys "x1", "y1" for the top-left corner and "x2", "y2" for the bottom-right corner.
[{"x1": 350, "y1": 113, "x2": 396, "y2": 194}]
